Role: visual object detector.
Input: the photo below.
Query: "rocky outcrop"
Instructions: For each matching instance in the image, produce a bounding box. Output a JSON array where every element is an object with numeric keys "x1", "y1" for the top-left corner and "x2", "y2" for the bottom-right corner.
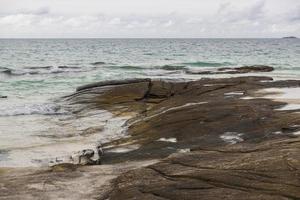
[
  {"x1": 64, "y1": 76, "x2": 300, "y2": 165},
  {"x1": 1, "y1": 75, "x2": 300, "y2": 200},
  {"x1": 74, "y1": 76, "x2": 299, "y2": 199}
]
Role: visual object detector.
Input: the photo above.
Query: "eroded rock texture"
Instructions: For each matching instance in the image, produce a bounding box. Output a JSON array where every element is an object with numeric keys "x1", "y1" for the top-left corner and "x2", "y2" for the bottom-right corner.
[
  {"x1": 107, "y1": 137, "x2": 300, "y2": 200},
  {"x1": 67, "y1": 76, "x2": 300, "y2": 164},
  {"x1": 67, "y1": 76, "x2": 300, "y2": 200},
  {"x1": 1, "y1": 74, "x2": 300, "y2": 200}
]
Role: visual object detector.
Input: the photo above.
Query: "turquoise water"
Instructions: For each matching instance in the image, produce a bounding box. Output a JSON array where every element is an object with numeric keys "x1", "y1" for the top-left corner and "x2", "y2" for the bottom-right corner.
[{"x1": 0, "y1": 38, "x2": 299, "y2": 167}]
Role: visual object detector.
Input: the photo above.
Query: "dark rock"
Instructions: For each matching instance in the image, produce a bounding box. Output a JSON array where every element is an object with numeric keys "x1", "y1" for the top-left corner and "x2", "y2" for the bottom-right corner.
[
  {"x1": 186, "y1": 65, "x2": 274, "y2": 75},
  {"x1": 0, "y1": 95, "x2": 7, "y2": 98},
  {"x1": 232, "y1": 65, "x2": 274, "y2": 73},
  {"x1": 160, "y1": 65, "x2": 186, "y2": 71}
]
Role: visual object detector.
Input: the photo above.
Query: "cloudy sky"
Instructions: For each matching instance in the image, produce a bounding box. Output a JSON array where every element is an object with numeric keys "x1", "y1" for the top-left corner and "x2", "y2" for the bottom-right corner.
[{"x1": 0, "y1": 0, "x2": 299, "y2": 38}]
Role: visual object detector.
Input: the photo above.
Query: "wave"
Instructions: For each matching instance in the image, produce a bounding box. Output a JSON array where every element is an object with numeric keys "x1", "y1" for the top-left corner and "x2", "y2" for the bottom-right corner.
[
  {"x1": 106, "y1": 64, "x2": 187, "y2": 71},
  {"x1": 25, "y1": 66, "x2": 53, "y2": 70},
  {"x1": 0, "y1": 68, "x2": 27, "y2": 75},
  {"x1": 109, "y1": 62, "x2": 233, "y2": 72},
  {"x1": 57, "y1": 66, "x2": 81, "y2": 69},
  {"x1": 182, "y1": 61, "x2": 233, "y2": 67},
  {"x1": 173, "y1": 53, "x2": 186, "y2": 56},
  {"x1": 0, "y1": 103, "x2": 68, "y2": 117},
  {"x1": 90, "y1": 61, "x2": 106, "y2": 65},
  {"x1": 0, "y1": 66, "x2": 88, "y2": 76},
  {"x1": 0, "y1": 67, "x2": 13, "y2": 74},
  {"x1": 159, "y1": 65, "x2": 186, "y2": 71},
  {"x1": 113, "y1": 65, "x2": 144, "y2": 70},
  {"x1": 110, "y1": 64, "x2": 186, "y2": 71},
  {"x1": 143, "y1": 53, "x2": 155, "y2": 56}
]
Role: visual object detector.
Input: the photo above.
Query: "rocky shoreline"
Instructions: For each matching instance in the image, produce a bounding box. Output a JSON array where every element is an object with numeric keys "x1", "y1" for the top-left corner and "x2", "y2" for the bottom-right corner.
[{"x1": 1, "y1": 66, "x2": 300, "y2": 200}]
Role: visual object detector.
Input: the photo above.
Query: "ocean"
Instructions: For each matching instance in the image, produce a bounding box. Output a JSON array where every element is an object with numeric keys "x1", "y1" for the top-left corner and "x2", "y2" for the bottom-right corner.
[{"x1": 0, "y1": 38, "x2": 299, "y2": 167}]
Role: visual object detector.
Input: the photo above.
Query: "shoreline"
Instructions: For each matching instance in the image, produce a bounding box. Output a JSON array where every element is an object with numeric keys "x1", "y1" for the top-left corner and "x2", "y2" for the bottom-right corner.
[{"x1": 1, "y1": 70, "x2": 300, "y2": 199}]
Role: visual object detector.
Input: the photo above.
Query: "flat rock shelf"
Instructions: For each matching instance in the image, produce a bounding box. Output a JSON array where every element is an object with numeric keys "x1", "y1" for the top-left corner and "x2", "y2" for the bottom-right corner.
[{"x1": 1, "y1": 73, "x2": 300, "y2": 200}]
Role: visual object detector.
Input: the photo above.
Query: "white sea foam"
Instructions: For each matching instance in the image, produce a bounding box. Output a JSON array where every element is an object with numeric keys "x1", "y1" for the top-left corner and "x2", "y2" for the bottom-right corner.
[{"x1": 0, "y1": 103, "x2": 67, "y2": 116}]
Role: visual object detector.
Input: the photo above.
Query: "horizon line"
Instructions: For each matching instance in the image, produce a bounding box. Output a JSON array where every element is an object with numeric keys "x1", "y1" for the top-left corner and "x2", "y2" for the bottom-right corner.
[{"x1": 0, "y1": 37, "x2": 297, "y2": 39}]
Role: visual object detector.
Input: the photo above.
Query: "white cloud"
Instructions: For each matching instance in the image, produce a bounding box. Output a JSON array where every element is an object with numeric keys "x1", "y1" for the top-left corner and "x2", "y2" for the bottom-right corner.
[
  {"x1": 0, "y1": 0, "x2": 299, "y2": 38},
  {"x1": 0, "y1": 14, "x2": 34, "y2": 26},
  {"x1": 108, "y1": 17, "x2": 121, "y2": 25},
  {"x1": 186, "y1": 18, "x2": 203, "y2": 24},
  {"x1": 163, "y1": 20, "x2": 174, "y2": 27}
]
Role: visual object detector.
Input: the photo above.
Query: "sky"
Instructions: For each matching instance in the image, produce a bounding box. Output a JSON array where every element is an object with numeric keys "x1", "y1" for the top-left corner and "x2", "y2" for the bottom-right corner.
[{"x1": 0, "y1": 0, "x2": 299, "y2": 38}]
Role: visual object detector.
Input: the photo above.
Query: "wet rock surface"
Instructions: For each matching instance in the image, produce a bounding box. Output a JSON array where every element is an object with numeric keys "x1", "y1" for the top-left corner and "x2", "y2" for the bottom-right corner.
[{"x1": 1, "y1": 75, "x2": 300, "y2": 200}]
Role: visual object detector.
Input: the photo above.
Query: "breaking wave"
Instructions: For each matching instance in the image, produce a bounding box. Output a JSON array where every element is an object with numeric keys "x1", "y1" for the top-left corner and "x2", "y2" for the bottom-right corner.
[
  {"x1": 109, "y1": 62, "x2": 232, "y2": 71},
  {"x1": 0, "y1": 103, "x2": 68, "y2": 117},
  {"x1": 0, "y1": 66, "x2": 88, "y2": 76}
]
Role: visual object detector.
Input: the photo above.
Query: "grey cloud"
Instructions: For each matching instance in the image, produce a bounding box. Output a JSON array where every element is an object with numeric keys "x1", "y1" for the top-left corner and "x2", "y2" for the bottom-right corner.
[
  {"x1": 33, "y1": 7, "x2": 50, "y2": 15},
  {"x1": 288, "y1": 6, "x2": 300, "y2": 21},
  {"x1": 217, "y1": 0, "x2": 265, "y2": 22},
  {"x1": 21, "y1": 7, "x2": 50, "y2": 15}
]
